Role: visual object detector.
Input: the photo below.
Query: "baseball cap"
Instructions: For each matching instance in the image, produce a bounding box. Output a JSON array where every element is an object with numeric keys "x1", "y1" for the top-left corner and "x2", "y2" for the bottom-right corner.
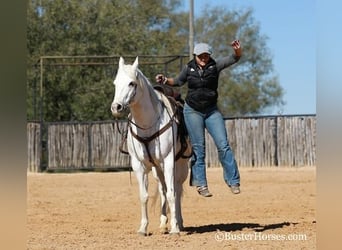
[{"x1": 193, "y1": 43, "x2": 212, "y2": 55}]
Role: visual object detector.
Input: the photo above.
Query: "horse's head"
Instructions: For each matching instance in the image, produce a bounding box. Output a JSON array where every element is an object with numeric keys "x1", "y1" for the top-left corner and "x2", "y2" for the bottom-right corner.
[{"x1": 111, "y1": 56, "x2": 140, "y2": 117}]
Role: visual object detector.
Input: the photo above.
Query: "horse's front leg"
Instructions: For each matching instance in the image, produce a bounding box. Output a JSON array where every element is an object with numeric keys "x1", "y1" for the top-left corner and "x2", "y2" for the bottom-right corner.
[
  {"x1": 134, "y1": 163, "x2": 149, "y2": 236},
  {"x1": 164, "y1": 157, "x2": 180, "y2": 235},
  {"x1": 152, "y1": 167, "x2": 168, "y2": 234}
]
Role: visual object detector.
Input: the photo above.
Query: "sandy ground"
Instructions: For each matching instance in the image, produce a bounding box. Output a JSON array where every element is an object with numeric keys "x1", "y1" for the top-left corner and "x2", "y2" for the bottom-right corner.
[{"x1": 27, "y1": 167, "x2": 316, "y2": 249}]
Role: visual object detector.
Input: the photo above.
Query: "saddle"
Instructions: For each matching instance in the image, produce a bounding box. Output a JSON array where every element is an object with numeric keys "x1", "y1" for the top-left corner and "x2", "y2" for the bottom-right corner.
[
  {"x1": 153, "y1": 84, "x2": 187, "y2": 137},
  {"x1": 153, "y1": 84, "x2": 189, "y2": 161},
  {"x1": 153, "y1": 84, "x2": 184, "y2": 104}
]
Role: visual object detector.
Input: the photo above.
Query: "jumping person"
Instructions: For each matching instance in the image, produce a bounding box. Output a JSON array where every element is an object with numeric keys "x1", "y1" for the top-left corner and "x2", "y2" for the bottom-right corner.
[{"x1": 155, "y1": 40, "x2": 242, "y2": 197}]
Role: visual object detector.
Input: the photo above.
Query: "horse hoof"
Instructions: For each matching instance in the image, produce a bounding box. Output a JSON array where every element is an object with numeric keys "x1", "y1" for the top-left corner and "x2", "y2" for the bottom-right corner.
[
  {"x1": 137, "y1": 231, "x2": 147, "y2": 236},
  {"x1": 169, "y1": 231, "x2": 180, "y2": 236},
  {"x1": 159, "y1": 227, "x2": 168, "y2": 234}
]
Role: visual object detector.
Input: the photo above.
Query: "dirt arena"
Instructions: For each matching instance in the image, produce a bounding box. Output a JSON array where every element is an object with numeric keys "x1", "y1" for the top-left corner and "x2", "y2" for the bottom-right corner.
[{"x1": 27, "y1": 167, "x2": 316, "y2": 249}]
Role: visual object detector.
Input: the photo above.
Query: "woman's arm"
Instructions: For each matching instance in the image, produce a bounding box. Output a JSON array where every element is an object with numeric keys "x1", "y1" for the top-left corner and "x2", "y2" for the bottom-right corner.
[
  {"x1": 155, "y1": 65, "x2": 188, "y2": 87},
  {"x1": 216, "y1": 40, "x2": 242, "y2": 71}
]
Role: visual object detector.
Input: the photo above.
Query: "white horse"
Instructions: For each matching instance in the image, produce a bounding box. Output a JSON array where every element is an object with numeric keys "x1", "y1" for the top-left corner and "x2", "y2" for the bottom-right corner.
[{"x1": 111, "y1": 57, "x2": 191, "y2": 235}]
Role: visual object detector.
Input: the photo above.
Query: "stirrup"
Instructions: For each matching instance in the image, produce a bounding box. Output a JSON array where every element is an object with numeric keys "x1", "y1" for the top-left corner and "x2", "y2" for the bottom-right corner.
[{"x1": 197, "y1": 186, "x2": 213, "y2": 197}]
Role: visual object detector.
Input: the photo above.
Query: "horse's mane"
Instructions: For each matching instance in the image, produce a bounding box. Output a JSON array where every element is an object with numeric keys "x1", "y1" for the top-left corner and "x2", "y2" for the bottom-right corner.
[{"x1": 136, "y1": 69, "x2": 160, "y2": 106}]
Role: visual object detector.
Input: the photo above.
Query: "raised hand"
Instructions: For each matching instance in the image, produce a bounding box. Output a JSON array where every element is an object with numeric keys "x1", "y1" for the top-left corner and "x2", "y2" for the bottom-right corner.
[{"x1": 231, "y1": 40, "x2": 241, "y2": 50}]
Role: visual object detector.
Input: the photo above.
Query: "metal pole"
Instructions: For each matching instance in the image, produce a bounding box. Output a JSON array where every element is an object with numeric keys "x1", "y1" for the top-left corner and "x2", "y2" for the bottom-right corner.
[
  {"x1": 189, "y1": 0, "x2": 194, "y2": 60},
  {"x1": 39, "y1": 57, "x2": 44, "y2": 172},
  {"x1": 40, "y1": 57, "x2": 43, "y2": 105}
]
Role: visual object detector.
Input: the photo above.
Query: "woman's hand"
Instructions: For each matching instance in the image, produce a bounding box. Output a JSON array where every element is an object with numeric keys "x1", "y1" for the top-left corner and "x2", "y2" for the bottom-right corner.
[
  {"x1": 155, "y1": 74, "x2": 167, "y2": 84},
  {"x1": 231, "y1": 40, "x2": 241, "y2": 49},
  {"x1": 231, "y1": 40, "x2": 242, "y2": 57}
]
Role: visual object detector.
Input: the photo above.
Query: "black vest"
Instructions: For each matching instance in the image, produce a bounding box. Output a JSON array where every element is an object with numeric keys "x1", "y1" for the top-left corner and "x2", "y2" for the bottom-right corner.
[{"x1": 185, "y1": 58, "x2": 219, "y2": 113}]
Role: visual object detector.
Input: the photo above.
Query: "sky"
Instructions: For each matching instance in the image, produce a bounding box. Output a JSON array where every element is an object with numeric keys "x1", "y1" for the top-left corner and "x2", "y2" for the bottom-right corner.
[{"x1": 181, "y1": 0, "x2": 316, "y2": 115}]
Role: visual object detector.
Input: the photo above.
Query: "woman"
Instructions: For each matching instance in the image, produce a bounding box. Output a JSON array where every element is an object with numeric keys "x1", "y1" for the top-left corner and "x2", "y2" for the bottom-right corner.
[{"x1": 155, "y1": 40, "x2": 242, "y2": 197}]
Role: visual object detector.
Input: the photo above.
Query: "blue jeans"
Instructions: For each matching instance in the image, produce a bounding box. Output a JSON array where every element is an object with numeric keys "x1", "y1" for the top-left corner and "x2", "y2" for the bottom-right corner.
[{"x1": 183, "y1": 103, "x2": 240, "y2": 187}]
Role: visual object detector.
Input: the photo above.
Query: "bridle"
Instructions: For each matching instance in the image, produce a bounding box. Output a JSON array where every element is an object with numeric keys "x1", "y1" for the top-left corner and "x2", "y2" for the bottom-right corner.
[{"x1": 116, "y1": 81, "x2": 137, "y2": 113}]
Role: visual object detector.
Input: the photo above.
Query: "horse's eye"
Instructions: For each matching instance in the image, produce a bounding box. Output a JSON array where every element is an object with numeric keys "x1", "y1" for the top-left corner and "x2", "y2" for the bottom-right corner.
[{"x1": 129, "y1": 81, "x2": 135, "y2": 87}]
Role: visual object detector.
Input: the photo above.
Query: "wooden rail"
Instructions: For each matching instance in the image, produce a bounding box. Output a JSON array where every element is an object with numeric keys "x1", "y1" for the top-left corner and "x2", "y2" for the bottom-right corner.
[{"x1": 27, "y1": 115, "x2": 316, "y2": 172}]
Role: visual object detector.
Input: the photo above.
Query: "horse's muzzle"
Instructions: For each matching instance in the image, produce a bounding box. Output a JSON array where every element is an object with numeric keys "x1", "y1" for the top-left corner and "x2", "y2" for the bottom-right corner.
[{"x1": 111, "y1": 102, "x2": 125, "y2": 116}]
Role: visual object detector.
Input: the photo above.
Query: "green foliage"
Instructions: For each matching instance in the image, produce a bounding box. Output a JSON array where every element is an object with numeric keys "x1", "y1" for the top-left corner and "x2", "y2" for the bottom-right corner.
[
  {"x1": 27, "y1": 0, "x2": 187, "y2": 121},
  {"x1": 27, "y1": 1, "x2": 284, "y2": 121}
]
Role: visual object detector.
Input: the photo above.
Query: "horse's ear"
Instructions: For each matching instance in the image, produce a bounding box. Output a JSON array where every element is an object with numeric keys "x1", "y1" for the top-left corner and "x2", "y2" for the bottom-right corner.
[
  {"x1": 132, "y1": 56, "x2": 139, "y2": 71},
  {"x1": 119, "y1": 57, "x2": 124, "y2": 68}
]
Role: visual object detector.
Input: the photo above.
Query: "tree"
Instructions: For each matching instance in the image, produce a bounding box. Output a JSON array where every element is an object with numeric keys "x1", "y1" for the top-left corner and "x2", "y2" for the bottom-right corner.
[
  {"x1": 27, "y1": 0, "x2": 187, "y2": 121},
  {"x1": 27, "y1": 1, "x2": 284, "y2": 121}
]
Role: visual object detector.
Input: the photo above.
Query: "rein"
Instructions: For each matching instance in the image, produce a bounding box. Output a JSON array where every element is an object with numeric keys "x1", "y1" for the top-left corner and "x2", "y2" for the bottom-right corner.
[{"x1": 115, "y1": 118, "x2": 129, "y2": 155}]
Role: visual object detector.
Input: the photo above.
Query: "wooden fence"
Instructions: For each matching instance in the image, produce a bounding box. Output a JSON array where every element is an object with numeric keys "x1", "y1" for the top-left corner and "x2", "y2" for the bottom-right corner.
[
  {"x1": 27, "y1": 115, "x2": 316, "y2": 172},
  {"x1": 207, "y1": 115, "x2": 316, "y2": 167},
  {"x1": 45, "y1": 121, "x2": 130, "y2": 170},
  {"x1": 27, "y1": 122, "x2": 41, "y2": 172}
]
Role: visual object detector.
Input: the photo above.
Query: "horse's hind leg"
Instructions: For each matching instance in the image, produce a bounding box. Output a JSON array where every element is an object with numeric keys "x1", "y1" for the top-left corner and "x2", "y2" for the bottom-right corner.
[
  {"x1": 152, "y1": 167, "x2": 168, "y2": 234},
  {"x1": 175, "y1": 161, "x2": 189, "y2": 231},
  {"x1": 134, "y1": 166, "x2": 149, "y2": 236},
  {"x1": 164, "y1": 160, "x2": 182, "y2": 235}
]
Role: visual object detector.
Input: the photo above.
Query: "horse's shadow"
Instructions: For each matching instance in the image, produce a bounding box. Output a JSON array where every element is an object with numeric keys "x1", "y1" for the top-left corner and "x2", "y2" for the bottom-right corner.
[{"x1": 183, "y1": 221, "x2": 297, "y2": 234}]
